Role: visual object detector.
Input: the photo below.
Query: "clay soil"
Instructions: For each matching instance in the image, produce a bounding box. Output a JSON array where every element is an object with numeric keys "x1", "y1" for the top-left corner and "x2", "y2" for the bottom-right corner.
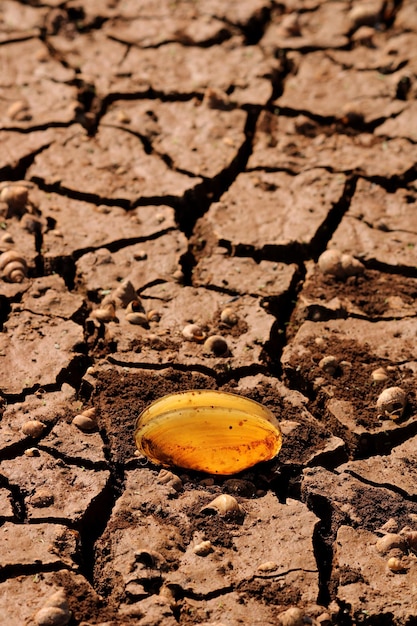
[{"x1": 1, "y1": 1, "x2": 417, "y2": 625}]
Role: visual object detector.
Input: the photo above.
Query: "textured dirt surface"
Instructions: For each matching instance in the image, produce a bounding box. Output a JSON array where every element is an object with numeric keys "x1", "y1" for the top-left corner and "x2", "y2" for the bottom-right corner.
[{"x1": 1, "y1": 1, "x2": 417, "y2": 625}]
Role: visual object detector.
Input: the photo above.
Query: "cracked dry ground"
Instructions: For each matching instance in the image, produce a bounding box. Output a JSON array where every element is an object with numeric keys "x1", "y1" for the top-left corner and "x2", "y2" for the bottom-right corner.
[{"x1": 1, "y1": 1, "x2": 417, "y2": 625}]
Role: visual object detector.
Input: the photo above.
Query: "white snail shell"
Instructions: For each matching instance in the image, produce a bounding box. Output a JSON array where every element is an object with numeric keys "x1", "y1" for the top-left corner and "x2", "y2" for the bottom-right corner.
[
  {"x1": 200, "y1": 494, "x2": 244, "y2": 516},
  {"x1": 203, "y1": 335, "x2": 229, "y2": 356},
  {"x1": 0, "y1": 250, "x2": 28, "y2": 282},
  {"x1": 376, "y1": 387, "x2": 407, "y2": 420},
  {"x1": 0, "y1": 184, "x2": 28, "y2": 210},
  {"x1": 182, "y1": 323, "x2": 206, "y2": 342}
]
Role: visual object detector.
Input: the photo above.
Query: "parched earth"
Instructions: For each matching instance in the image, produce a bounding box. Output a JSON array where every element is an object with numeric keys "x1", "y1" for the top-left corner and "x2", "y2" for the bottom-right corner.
[{"x1": 1, "y1": 1, "x2": 417, "y2": 625}]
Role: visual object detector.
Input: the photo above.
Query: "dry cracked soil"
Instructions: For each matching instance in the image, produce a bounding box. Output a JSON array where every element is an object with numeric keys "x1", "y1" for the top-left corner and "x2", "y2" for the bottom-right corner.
[{"x1": 1, "y1": 1, "x2": 417, "y2": 625}]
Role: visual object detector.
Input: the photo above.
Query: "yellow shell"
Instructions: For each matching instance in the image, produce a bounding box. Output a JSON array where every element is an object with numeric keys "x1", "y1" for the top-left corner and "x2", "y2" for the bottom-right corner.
[{"x1": 134, "y1": 390, "x2": 282, "y2": 475}]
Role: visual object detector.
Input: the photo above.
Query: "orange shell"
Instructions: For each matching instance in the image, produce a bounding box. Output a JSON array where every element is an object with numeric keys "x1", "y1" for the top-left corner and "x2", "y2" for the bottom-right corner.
[{"x1": 134, "y1": 390, "x2": 282, "y2": 475}]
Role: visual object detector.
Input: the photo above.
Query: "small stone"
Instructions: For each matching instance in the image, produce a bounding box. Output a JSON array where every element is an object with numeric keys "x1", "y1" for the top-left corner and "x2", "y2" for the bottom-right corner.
[{"x1": 22, "y1": 420, "x2": 46, "y2": 438}]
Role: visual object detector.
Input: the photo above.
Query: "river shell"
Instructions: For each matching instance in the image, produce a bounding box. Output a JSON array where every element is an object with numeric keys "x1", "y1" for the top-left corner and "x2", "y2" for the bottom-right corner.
[{"x1": 134, "y1": 390, "x2": 282, "y2": 475}]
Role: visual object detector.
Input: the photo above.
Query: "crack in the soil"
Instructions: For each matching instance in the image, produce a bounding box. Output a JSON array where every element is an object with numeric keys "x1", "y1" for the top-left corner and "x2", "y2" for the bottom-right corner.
[
  {"x1": 106, "y1": 355, "x2": 269, "y2": 385},
  {"x1": 0, "y1": 562, "x2": 73, "y2": 585},
  {"x1": 343, "y1": 469, "x2": 417, "y2": 503},
  {"x1": 0, "y1": 474, "x2": 26, "y2": 522}
]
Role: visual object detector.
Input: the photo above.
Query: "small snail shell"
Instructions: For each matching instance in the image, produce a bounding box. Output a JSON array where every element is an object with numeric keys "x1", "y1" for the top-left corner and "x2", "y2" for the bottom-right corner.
[
  {"x1": 126, "y1": 312, "x2": 149, "y2": 326},
  {"x1": 25, "y1": 447, "x2": 40, "y2": 457},
  {"x1": 375, "y1": 533, "x2": 407, "y2": 555},
  {"x1": 277, "y1": 607, "x2": 305, "y2": 626},
  {"x1": 371, "y1": 367, "x2": 389, "y2": 382},
  {"x1": 108, "y1": 279, "x2": 137, "y2": 308},
  {"x1": 378, "y1": 518, "x2": 398, "y2": 534},
  {"x1": 182, "y1": 323, "x2": 206, "y2": 342},
  {"x1": 6, "y1": 100, "x2": 31, "y2": 121},
  {"x1": 317, "y1": 250, "x2": 344, "y2": 278},
  {"x1": 1, "y1": 233, "x2": 14, "y2": 244},
  {"x1": 340, "y1": 253, "x2": 365, "y2": 277},
  {"x1": 34, "y1": 607, "x2": 71, "y2": 626},
  {"x1": 0, "y1": 184, "x2": 28, "y2": 209},
  {"x1": 400, "y1": 530, "x2": 417, "y2": 553},
  {"x1": 34, "y1": 589, "x2": 71, "y2": 626},
  {"x1": 43, "y1": 589, "x2": 69, "y2": 611},
  {"x1": 147, "y1": 309, "x2": 160, "y2": 322},
  {"x1": 81, "y1": 407, "x2": 97, "y2": 419},
  {"x1": 22, "y1": 420, "x2": 46, "y2": 437},
  {"x1": 203, "y1": 335, "x2": 229, "y2": 356},
  {"x1": 200, "y1": 494, "x2": 244, "y2": 516},
  {"x1": 0, "y1": 250, "x2": 28, "y2": 283},
  {"x1": 387, "y1": 556, "x2": 406, "y2": 572},
  {"x1": 317, "y1": 249, "x2": 364, "y2": 278},
  {"x1": 193, "y1": 540, "x2": 213, "y2": 556},
  {"x1": 318, "y1": 355, "x2": 339, "y2": 376},
  {"x1": 72, "y1": 414, "x2": 97, "y2": 432},
  {"x1": 157, "y1": 469, "x2": 182, "y2": 492},
  {"x1": 257, "y1": 561, "x2": 278, "y2": 572},
  {"x1": 220, "y1": 307, "x2": 238, "y2": 326},
  {"x1": 126, "y1": 299, "x2": 145, "y2": 314},
  {"x1": 376, "y1": 387, "x2": 407, "y2": 420},
  {"x1": 92, "y1": 301, "x2": 116, "y2": 322}
]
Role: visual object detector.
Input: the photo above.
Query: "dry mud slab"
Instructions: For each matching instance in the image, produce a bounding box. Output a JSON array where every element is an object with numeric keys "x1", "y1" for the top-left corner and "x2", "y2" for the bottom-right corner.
[{"x1": 1, "y1": 1, "x2": 417, "y2": 625}]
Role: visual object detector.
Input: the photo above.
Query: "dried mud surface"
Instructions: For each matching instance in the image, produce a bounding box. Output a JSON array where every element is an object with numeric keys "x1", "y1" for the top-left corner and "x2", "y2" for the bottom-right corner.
[{"x1": 1, "y1": 1, "x2": 417, "y2": 625}]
